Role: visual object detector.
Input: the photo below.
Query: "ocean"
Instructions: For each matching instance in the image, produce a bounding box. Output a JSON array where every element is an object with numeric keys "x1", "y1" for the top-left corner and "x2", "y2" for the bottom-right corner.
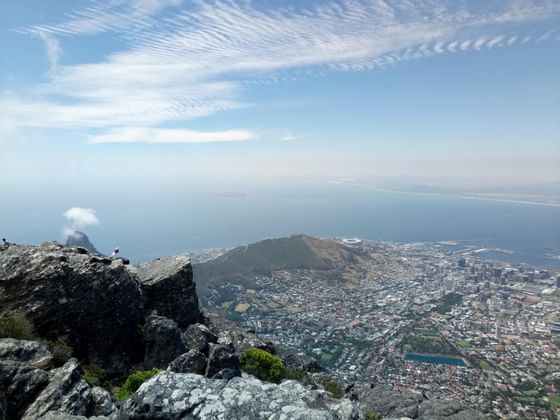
[{"x1": 2, "y1": 181, "x2": 560, "y2": 267}]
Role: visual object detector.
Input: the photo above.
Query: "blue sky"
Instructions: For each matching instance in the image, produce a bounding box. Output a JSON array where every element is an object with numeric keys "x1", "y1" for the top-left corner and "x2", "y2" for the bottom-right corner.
[{"x1": 1, "y1": 0, "x2": 559, "y2": 188}]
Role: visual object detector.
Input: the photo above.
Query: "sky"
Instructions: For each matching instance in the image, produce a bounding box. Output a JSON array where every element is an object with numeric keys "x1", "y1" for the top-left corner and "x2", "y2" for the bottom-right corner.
[{"x1": 1, "y1": 0, "x2": 559, "y2": 190}]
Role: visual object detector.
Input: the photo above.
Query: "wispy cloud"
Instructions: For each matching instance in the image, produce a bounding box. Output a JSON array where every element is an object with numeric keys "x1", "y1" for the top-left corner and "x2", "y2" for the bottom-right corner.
[
  {"x1": 4, "y1": 0, "x2": 560, "y2": 141},
  {"x1": 87, "y1": 127, "x2": 256, "y2": 144}
]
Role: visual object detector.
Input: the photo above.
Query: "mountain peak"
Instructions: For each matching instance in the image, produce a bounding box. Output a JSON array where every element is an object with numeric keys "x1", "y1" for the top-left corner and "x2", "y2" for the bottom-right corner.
[{"x1": 65, "y1": 230, "x2": 101, "y2": 255}]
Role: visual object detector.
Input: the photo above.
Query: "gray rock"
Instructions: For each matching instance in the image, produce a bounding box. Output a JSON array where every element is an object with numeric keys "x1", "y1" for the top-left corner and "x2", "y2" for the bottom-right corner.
[
  {"x1": 202, "y1": 310, "x2": 276, "y2": 354},
  {"x1": 137, "y1": 256, "x2": 200, "y2": 329},
  {"x1": 22, "y1": 358, "x2": 92, "y2": 419},
  {"x1": 168, "y1": 350, "x2": 207, "y2": 375},
  {"x1": 0, "y1": 387, "x2": 6, "y2": 420},
  {"x1": 0, "y1": 243, "x2": 144, "y2": 376},
  {"x1": 121, "y1": 371, "x2": 359, "y2": 419},
  {"x1": 90, "y1": 386, "x2": 117, "y2": 417},
  {"x1": 0, "y1": 361, "x2": 49, "y2": 418},
  {"x1": 143, "y1": 315, "x2": 187, "y2": 370},
  {"x1": 0, "y1": 338, "x2": 52, "y2": 368},
  {"x1": 182, "y1": 323, "x2": 217, "y2": 355},
  {"x1": 205, "y1": 343, "x2": 240, "y2": 379},
  {"x1": 417, "y1": 399, "x2": 487, "y2": 419}
]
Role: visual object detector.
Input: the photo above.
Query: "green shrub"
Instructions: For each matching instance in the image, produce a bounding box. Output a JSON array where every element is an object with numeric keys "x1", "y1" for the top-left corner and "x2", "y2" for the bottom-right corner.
[
  {"x1": 365, "y1": 411, "x2": 383, "y2": 420},
  {"x1": 82, "y1": 364, "x2": 107, "y2": 387},
  {"x1": 284, "y1": 367, "x2": 306, "y2": 381},
  {"x1": 45, "y1": 338, "x2": 73, "y2": 366},
  {"x1": 239, "y1": 348, "x2": 285, "y2": 384},
  {"x1": 0, "y1": 312, "x2": 35, "y2": 340},
  {"x1": 320, "y1": 378, "x2": 344, "y2": 399},
  {"x1": 114, "y1": 368, "x2": 161, "y2": 401}
]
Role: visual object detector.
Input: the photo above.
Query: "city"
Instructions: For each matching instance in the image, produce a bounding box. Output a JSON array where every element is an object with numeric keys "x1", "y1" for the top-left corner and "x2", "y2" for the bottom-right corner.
[{"x1": 199, "y1": 239, "x2": 560, "y2": 419}]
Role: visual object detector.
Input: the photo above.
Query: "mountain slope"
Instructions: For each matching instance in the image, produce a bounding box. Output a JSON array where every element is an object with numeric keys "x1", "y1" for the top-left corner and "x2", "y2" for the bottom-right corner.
[{"x1": 193, "y1": 235, "x2": 365, "y2": 301}]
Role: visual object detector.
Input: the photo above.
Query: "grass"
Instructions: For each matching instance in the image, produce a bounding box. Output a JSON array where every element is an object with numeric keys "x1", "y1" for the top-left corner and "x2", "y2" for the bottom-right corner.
[
  {"x1": 319, "y1": 378, "x2": 344, "y2": 399},
  {"x1": 221, "y1": 301, "x2": 233, "y2": 310},
  {"x1": 321, "y1": 352, "x2": 334, "y2": 362},
  {"x1": 0, "y1": 312, "x2": 35, "y2": 340},
  {"x1": 234, "y1": 303, "x2": 250, "y2": 313},
  {"x1": 479, "y1": 360, "x2": 493, "y2": 371},
  {"x1": 456, "y1": 339, "x2": 471, "y2": 349},
  {"x1": 548, "y1": 394, "x2": 560, "y2": 407}
]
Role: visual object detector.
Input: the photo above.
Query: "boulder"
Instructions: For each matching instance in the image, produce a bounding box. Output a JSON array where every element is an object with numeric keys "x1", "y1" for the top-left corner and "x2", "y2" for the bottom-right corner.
[
  {"x1": 205, "y1": 343, "x2": 240, "y2": 379},
  {"x1": 168, "y1": 350, "x2": 207, "y2": 375},
  {"x1": 0, "y1": 362, "x2": 49, "y2": 418},
  {"x1": 0, "y1": 243, "x2": 144, "y2": 375},
  {"x1": 182, "y1": 323, "x2": 217, "y2": 355},
  {"x1": 22, "y1": 358, "x2": 92, "y2": 419},
  {"x1": 143, "y1": 315, "x2": 187, "y2": 370},
  {"x1": 90, "y1": 386, "x2": 117, "y2": 418},
  {"x1": 0, "y1": 339, "x2": 52, "y2": 368},
  {"x1": 282, "y1": 352, "x2": 324, "y2": 374},
  {"x1": 137, "y1": 256, "x2": 199, "y2": 329},
  {"x1": 202, "y1": 310, "x2": 276, "y2": 354},
  {"x1": 417, "y1": 399, "x2": 487, "y2": 419},
  {"x1": 121, "y1": 371, "x2": 360, "y2": 419}
]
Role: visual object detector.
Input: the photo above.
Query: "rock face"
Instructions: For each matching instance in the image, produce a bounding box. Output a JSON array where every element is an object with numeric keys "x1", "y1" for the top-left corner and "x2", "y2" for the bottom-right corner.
[
  {"x1": 64, "y1": 231, "x2": 102, "y2": 255},
  {"x1": 353, "y1": 385, "x2": 487, "y2": 420},
  {"x1": 182, "y1": 323, "x2": 217, "y2": 355},
  {"x1": 137, "y1": 256, "x2": 200, "y2": 329},
  {"x1": 168, "y1": 350, "x2": 207, "y2": 375},
  {"x1": 0, "y1": 243, "x2": 144, "y2": 375},
  {"x1": 143, "y1": 315, "x2": 187, "y2": 370},
  {"x1": 121, "y1": 371, "x2": 359, "y2": 420}
]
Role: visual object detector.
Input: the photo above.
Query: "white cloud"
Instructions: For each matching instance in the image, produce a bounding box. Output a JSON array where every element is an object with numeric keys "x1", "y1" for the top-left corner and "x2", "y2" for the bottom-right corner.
[
  {"x1": 35, "y1": 31, "x2": 62, "y2": 74},
  {"x1": 63, "y1": 207, "x2": 99, "y2": 228},
  {"x1": 87, "y1": 127, "x2": 256, "y2": 144},
  {"x1": 4, "y1": 0, "x2": 560, "y2": 139}
]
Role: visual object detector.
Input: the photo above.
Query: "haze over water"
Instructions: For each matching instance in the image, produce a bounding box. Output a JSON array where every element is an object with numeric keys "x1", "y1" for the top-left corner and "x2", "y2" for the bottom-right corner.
[{"x1": 2, "y1": 181, "x2": 559, "y2": 267}]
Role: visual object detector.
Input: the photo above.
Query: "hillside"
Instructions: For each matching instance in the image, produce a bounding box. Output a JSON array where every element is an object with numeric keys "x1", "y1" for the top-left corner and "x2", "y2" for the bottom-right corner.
[{"x1": 193, "y1": 235, "x2": 366, "y2": 301}]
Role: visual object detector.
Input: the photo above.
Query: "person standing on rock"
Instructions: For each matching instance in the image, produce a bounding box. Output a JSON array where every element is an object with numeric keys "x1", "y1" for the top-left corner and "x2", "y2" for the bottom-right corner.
[
  {"x1": 111, "y1": 247, "x2": 119, "y2": 258},
  {"x1": 1, "y1": 238, "x2": 9, "y2": 249}
]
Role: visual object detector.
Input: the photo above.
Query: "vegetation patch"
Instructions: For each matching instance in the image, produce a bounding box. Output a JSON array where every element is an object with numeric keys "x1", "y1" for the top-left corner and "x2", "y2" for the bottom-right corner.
[
  {"x1": 433, "y1": 293, "x2": 463, "y2": 314},
  {"x1": 478, "y1": 360, "x2": 494, "y2": 371},
  {"x1": 239, "y1": 348, "x2": 285, "y2": 384},
  {"x1": 234, "y1": 303, "x2": 250, "y2": 313},
  {"x1": 114, "y1": 368, "x2": 162, "y2": 401},
  {"x1": 45, "y1": 338, "x2": 73, "y2": 366},
  {"x1": 548, "y1": 394, "x2": 560, "y2": 407},
  {"x1": 319, "y1": 378, "x2": 344, "y2": 399},
  {"x1": 456, "y1": 339, "x2": 471, "y2": 349},
  {"x1": 0, "y1": 312, "x2": 35, "y2": 340},
  {"x1": 82, "y1": 364, "x2": 107, "y2": 387},
  {"x1": 365, "y1": 412, "x2": 383, "y2": 420},
  {"x1": 221, "y1": 301, "x2": 233, "y2": 310}
]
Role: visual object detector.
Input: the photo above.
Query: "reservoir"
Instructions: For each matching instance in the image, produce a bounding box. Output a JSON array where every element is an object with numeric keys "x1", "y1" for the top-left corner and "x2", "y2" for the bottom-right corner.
[{"x1": 405, "y1": 353, "x2": 466, "y2": 366}]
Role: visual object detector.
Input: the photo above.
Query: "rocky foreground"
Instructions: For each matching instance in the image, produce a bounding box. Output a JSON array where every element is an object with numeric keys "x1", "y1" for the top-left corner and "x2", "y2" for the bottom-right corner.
[{"x1": 0, "y1": 242, "x2": 485, "y2": 419}]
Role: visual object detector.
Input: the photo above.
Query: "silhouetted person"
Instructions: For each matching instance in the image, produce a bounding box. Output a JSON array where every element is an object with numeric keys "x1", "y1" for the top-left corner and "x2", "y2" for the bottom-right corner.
[
  {"x1": 1, "y1": 238, "x2": 8, "y2": 249},
  {"x1": 111, "y1": 247, "x2": 119, "y2": 258}
]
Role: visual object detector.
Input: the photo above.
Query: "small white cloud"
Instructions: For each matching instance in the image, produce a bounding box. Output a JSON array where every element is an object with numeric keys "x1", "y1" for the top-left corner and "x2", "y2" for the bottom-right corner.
[
  {"x1": 63, "y1": 207, "x2": 99, "y2": 228},
  {"x1": 35, "y1": 31, "x2": 62, "y2": 74},
  {"x1": 279, "y1": 132, "x2": 300, "y2": 142},
  {"x1": 87, "y1": 127, "x2": 256, "y2": 144}
]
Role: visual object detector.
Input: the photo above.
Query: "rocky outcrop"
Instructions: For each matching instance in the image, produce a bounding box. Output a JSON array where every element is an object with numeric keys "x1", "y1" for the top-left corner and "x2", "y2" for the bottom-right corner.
[
  {"x1": 182, "y1": 323, "x2": 217, "y2": 355},
  {"x1": 22, "y1": 358, "x2": 90, "y2": 419},
  {"x1": 353, "y1": 385, "x2": 487, "y2": 420},
  {"x1": 0, "y1": 243, "x2": 144, "y2": 375},
  {"x1": 137, "y1": 256, "x2": 200, "y2": 329},
  {"x1": 143, "y1": 315, "x2": 187, "y2": 370},
  {"x1": 168, "y1": 350, "x2": 207, "y2": 375},
  {"x1": 121, "y1": 371, "x2": 359, "y2": 420},
  {"x1": 205, "y1": 343, "x2": 240, "y2": 379},
  {"x1": 0, "y1": 339, "x2": 52, "y2": 368},
  {"x1": 65, "y1": 231, "x2": 101, "y2": 255}
]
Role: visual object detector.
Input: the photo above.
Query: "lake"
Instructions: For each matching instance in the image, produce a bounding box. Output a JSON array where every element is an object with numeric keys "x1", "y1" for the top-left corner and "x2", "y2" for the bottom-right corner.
[{"x1": 405, "y1": 353, "x2": 466, "y2": 366}]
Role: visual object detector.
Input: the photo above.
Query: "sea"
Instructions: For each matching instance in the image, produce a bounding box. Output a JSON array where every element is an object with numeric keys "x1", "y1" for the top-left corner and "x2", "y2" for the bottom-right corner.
[{"x1": 2, "y1": 181, "x2": 560, "y2": 267}]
